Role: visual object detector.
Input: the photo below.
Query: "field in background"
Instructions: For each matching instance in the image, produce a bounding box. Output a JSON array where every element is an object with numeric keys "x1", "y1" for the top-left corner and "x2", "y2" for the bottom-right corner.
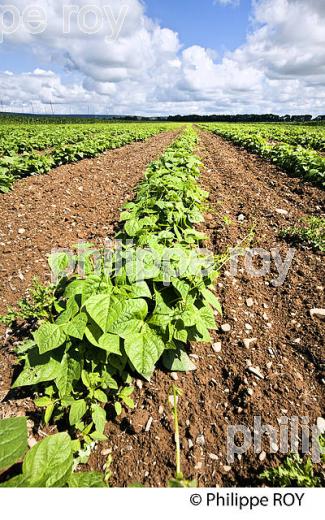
[
  {"x1": 200, "y1": 122, "x2": 325, "y2": 187},
  {"x1": 0, "y1": 119, "x2": 179, "y2": 193}
]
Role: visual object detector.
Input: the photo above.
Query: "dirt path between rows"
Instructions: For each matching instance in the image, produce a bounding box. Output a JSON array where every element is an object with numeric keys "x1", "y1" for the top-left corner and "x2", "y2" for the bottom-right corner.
[
  {"x1": 88, "y1": 130, "x2": 324, "y2": 487},
  {"x1": 0, "y1": 129, "x2": 179, "y2": 400}
]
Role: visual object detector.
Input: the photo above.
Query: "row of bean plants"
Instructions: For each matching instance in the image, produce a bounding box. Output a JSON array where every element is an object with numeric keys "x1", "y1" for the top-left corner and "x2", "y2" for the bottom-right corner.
[
  {"x1": 0, "y1": 123, "x2": 173, "y2": 193},
  {"x1": 0, "y1": 127, "x2": 221, "y2": 486},
  {"x1": 201, "y1": 123, "x2": 325, "y2": 188}
]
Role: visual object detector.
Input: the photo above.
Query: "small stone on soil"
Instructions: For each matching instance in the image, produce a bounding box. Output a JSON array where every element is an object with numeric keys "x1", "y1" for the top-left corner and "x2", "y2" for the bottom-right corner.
[
  {"x1": 259, "y1": 451, "x2": 267, "y2": 462},
  {"x1": 145, "y1": 417, "x2": 153, "y2": 432},
  {"x1": 209, "y1": 453, "x2": 219, "y2": 461},
  {"x1": 196, "y1": 434, "x2": 205, "y2": 447},
  {"x1": 246, "y1": 298, "x2": 254, "y2": 307},
  {"x1": 170, "y1": 372, "x2": 178, "y2": 381},
  {"x1": 310, "y1": 308, "x2": 325, "y2": 320},
  {"x1": 221, "y1": 324, "x2": 231, "y2": 333},
  {"x1": 247, "y1": 366, "x2": 265, "y2": 380},
  {"x1": 212, "y1": 342, "x2": 222, "y2": 353},
  {"x1": 101, "y1": 448, "x2": 112, "y2": 456},
  {"x1": 243, "y1": 338, "x2": 257, "y2": 349},
  {"x1": 275, "y1": 209, "x2": 289, "y2": 216}
]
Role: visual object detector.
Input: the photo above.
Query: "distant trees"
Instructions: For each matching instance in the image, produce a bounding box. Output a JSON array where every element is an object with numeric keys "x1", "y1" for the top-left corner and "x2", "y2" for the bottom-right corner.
[
  {"x1": 166, "y1": 114, "x2": 316, "y2": 123},
  {"x1": 0, "y1": 111, "x2": 323, "y2": 124}
]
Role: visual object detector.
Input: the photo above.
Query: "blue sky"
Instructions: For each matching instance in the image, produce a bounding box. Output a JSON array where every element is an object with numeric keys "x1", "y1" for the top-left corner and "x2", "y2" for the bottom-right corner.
[
  {"x1": 0, "y1": 0, "x2": 324, "y2": 115},
  {"x1": 145, "y1": 0, "x2": 252, "y2": 54}
]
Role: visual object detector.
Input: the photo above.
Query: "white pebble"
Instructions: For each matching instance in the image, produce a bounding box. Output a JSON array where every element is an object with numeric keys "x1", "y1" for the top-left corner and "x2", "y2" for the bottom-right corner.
[{"x1": 212, "y1": 342, "x2": 222, "y2": 353}]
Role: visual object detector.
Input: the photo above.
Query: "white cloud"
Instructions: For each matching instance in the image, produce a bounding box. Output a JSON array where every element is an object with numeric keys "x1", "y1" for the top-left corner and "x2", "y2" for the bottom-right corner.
[{"x1": 0, "y1": 0, "x2": 324, "y2": 115}]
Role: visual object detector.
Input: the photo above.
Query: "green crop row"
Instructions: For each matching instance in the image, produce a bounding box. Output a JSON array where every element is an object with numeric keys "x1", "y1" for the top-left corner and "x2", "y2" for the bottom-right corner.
[
  {"x1": 200, "y1": 122, "x2": 325, "y2": 151},
  {"x1": 0, "y1": 126, "x2": 98, "y2": 156},
  {"x1": 0, "y1": 127, "x2": 221, "y2": 486},
  {"x1": 201, "y1": 123, "x2": 325, "y2": 188},
  {"x1": 0, "y1": 123, "x2": 174, "y2": 193}
]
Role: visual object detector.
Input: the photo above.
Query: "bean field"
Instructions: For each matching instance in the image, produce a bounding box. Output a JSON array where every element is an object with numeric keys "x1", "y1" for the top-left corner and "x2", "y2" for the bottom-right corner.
[{"x1": 0, "y1": 119, "x2": 324, "y2": 489}]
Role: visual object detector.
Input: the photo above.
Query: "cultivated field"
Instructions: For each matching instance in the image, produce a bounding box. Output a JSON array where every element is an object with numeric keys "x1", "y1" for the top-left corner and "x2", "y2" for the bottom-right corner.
[{"x1": 0, "y1": 119, "x2": 324, "y2": 488}]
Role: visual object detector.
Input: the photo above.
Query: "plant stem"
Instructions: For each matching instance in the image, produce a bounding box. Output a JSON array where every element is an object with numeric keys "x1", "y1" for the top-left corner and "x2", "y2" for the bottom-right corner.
[{"x1": 172, "y1": 385, "x2": 182, "y2": 479}]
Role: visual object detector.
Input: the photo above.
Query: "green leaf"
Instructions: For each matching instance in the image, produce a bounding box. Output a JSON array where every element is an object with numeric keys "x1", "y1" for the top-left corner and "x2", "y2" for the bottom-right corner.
[
  {"x1": 124, "y1": 218, "x2": 144, "y2": 237},
  {"x1": 64, "y1": 279, "x2": 87, "y2": 299},
  {"x1": 22, "y1": 432, "x2": 73, "y2": 487},
  {"x1": 106, "y1": 299, "x2": 148, "y2": 339},
  {"x1": 128, "y1": 281, "x2": 152, "y2": 299},
  {"x1": 64, "y1": 313, "x2": 88, "y2": 340},
  {"x1": 68, "y1": 472, "x2": 106, "y2": 488},
  {"x1": 0, "y1": 474, "x2": 30, "y2": 488},
  {"x1": 202, "y1": 288, "x2": 222, "y2": 315},
  {"x1": 48, "y1": 252, "x2": 71, "y2": 279},
  {"x1": 44, "y1": 404, "x2": 55, "y2": 425},
  {"x1": 69, "y1": 400, "x2": 87, "y2": 426},
  {"x1": 33, "y1": 322, "x2": 66, "y2": 354},
  {"x1": 15, "y1": 339, "x2": 36, "y2": 355},
  {"x1": 119, "y1": 386, "x2": 135, "y2": 408},
  {"x1": 94, "y1": 389, "x2": 108, "y2": 403},
  {"x1": 162, "y1": 346, "x2": 196, "y2": 372},
  {"x1": 120, "y1": 210, "x2": 132, "y2": 222},
  {"x1": 172, "y1": 278, "x2": 190, "y2": 299},
  {"x1": 181, "y1": 307, "x2": 197, "y2": 327},
  {"x1": 91, "y1": 405, "x2": 106, "y2": 435},
  {"x1": 121, "y1": 396, "x2": 135, "y2": 409},
  {"x1": 114, "y1": 402, "x2": 122, "y2": 416},
  {"x1": 34, "y1": 396, "x2": 53, "y2": 407},
  {"x1": 83, "y1": 294, "x2": 111, "y2": 332},
  {"x1": 149, "y1": 311, "x2": 172, "y2": 330},
  {"x1": 0, "y1": 417, "x2": 28, "y2": 471},
  {"x1": 102, "y1": 371, "x2": 118, "y2": 390},
  {"x1": 124, "y1": 328, "x2": 165, "y2": 380},
  {"x1": 90, "y1": 431, "x2": 107, "y2": 442},
  {"x1": 55, "y1": 354, "x2": 82, "y2": 398},
  {"x1": 198, "y1": 305, "x2": 217, "y2": 330},
  {"x1": 55, "y1": 298, "x2": 79, "y2": 325},
  {"x1": 172, "y1": 321, "x2": 188, "y2": 343},
  {"x1": 12, "y1": 357, "x2": 62, "y2": 388},
  {"x1": 85, "y1": 321, "x2": 103, "y2": 347},
  {"x1": 98, "y1": 333, "x2": 121, "y2": 355}
]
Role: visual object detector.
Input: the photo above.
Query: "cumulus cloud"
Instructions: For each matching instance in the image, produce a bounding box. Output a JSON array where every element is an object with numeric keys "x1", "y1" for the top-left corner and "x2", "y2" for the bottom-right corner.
[{"x1": 0, "y1": 0, "x2": 324, "y2": 114}]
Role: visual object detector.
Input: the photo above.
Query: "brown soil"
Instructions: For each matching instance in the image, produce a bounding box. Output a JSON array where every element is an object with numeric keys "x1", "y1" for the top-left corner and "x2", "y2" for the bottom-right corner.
[
  {"x1": 0, "y1": 130, "x2": 179, "y2": 402},
  {"x1": 1, "y1": 129, "x2": 324, "y2": 487}
]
